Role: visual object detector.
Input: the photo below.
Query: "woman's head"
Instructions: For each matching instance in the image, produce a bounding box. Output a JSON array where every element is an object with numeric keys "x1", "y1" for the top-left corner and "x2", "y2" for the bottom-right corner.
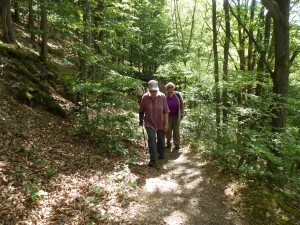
[{"x1": 166, "y1": 82, "x2": 175, "y2": 93}]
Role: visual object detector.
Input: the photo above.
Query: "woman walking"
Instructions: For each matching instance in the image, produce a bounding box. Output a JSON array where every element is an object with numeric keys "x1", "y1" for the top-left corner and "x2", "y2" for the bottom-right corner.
[{"x1": 165, "y1": 82, "x2": 184, "y2": 149}]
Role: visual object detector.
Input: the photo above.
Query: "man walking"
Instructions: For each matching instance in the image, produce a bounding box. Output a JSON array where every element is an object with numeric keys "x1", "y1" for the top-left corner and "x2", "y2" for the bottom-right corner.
[{"x1": 139, "y1": 80, "x2": 169, "y2": 167}]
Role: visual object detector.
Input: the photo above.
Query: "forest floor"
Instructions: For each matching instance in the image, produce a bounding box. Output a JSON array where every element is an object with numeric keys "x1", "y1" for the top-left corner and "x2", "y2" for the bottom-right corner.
[{"x1": 0, "y1": 72, "x2": 251, "y2": 225}]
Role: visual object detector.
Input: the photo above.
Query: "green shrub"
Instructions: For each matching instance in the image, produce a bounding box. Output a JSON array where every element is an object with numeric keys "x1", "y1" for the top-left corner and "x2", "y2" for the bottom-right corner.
[{"x1": 75, "y1": 112, "x2": 139, "y2": 155}]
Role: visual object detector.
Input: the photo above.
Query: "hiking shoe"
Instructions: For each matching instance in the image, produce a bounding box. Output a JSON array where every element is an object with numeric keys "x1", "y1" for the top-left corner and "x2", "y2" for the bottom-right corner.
[
  {"x1": 148, "y1": 160, "x2": 156, "y2": 167},
  {"x1": 175, "y1": 145, "x2": 180, "y2": 150},
  {"x1": 159, "y1": 155, "x2": 164, "y2": 160}
]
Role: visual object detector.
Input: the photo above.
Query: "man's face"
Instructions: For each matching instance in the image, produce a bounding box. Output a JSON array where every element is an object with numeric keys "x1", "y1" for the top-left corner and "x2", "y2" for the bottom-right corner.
[{"x1": 150, "y1": 90, "x2": 158, "y2": 97}]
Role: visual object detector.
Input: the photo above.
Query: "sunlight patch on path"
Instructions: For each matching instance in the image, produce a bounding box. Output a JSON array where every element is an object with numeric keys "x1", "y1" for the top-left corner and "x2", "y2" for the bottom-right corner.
[
  {"x1": 163, "y1": 211, "x2": 188, "y2": 224},
  {"x1": 144, "y1": 177, "x2": 179, "y2": 193}
]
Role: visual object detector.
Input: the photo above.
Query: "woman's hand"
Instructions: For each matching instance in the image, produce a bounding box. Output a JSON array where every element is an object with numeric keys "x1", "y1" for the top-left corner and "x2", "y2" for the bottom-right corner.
[{"x1": 164, "y1": 123, "x2": 168, "y2": 133}]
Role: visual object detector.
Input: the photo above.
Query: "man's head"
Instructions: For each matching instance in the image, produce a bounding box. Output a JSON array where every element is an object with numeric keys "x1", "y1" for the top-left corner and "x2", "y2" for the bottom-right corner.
[
  {"x1": 148, "y1": 80, "x2": 159, "y2": 91},
  {"x1": 148, "y1": 80, "x2": 159, "y2": 97}
]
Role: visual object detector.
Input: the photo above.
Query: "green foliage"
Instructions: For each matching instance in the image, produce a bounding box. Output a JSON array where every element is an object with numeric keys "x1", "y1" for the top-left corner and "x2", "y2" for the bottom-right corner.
[
  {"x1": 183, "y1": 68, "x2": 300, "y2": 199},
  {"x1": 15, "y1": 168, "x2": 25, "y2": 180},
  {"x1": 48, "y1": 1, "x2": 82, "y2": 39},
  {"x1": 127, "y1": 179, "x2": 138, "y2": 189},
  {"x1": 125, "y1": 154, "x2": 139, "y2": 164},
  {"x1": 70, "y1": 70, "x2": 142, "y2": 157},
  {"x1": 75, "y1": 112, "x2": 139, "y2": 155},
  {"x1": 85, "y1": 196, "x2": 101, "y2": 205},
  {"x1": 89, "y1": 185, "x2": 105, "y2": 197},
  {"x1": 27, "y1": 183, "x2": 48, "y2": 202},
  {"x1": 288, "y1": 76, "x2": 300, "y2": 130},
  {"x1": 44, "y1": 166, "x2": 57, "y2": 179},
  {"x1": 155, "y1": 62, "x2": 192, "y2": 89},
  {"x1": 242, "y1": 186, "x2": 300, "y2": 225},
  {"x1": 73, "y1": 70, "x2": 142, "y2": 112},
  {"x1": 102, "y1": 211, "x2": 111, "y2": 222}
]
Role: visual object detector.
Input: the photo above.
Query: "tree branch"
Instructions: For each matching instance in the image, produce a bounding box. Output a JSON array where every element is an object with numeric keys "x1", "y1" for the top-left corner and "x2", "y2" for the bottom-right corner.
[
  {"x1": 228, "y1": 3, "x2": 273, "y2": 74},
  {"x1": 290, "y1": 48, "x2": 300, "y2": 64}
]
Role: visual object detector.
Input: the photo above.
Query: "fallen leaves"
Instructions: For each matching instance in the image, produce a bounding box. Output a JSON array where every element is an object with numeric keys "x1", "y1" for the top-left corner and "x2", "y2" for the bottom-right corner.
[{"x1": 0, "y1": 85, "x2": 146, "y2": 224}]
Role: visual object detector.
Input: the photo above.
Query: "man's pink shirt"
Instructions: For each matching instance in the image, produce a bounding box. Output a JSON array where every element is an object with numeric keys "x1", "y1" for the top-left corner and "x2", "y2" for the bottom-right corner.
[{"x1": 139, "y1": 91, "x2": 169, "y2": 131}]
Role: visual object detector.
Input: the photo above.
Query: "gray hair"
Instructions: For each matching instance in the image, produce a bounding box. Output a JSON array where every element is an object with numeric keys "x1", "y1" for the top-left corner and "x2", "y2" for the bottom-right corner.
[{"x1": 165, "y1": 82, "x2": 175, "y2": 89}]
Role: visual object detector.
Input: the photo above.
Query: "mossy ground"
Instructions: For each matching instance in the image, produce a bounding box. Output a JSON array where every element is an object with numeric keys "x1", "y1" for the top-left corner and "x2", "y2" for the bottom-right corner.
[{"x1": 0, "y1": 43, "x2": 68, "y2": 117}]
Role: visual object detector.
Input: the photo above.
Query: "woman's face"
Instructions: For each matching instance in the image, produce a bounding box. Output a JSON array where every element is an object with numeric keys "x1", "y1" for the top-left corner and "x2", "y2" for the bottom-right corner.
[{"x1": 167, "y1": 86, "x2": 174, "y2": 93}]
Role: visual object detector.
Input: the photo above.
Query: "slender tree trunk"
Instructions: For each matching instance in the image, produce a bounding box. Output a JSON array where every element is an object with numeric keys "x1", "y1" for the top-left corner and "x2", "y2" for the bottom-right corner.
[
  {"x1": 184, "y1": 0, "x2": 197, "y2": 66},
  {"x1": 173, "y1": 0, "x2": 185, "y2": 65},
  {"x1": 256, "y1": 11, "x2": 271, "y2": 96},
  {"x1": 28, "y1": 0, "x2": 35, "y2": 42},
  {"x1": 172, "y1": 0, "x2": 180, "y2": 48},
  {"x1": 247, "y1": 0, "x2": 256, "y2": 72},
  {"x1": 12, "y1": 0, "x2": 19, "y2": 22},
  {"x1": 83, "y1": 0, "x2": 92, "y2": 48},
  {"x1": 261, "y1": 0, "x2": 290, "y2": 132},
  {"x1": 212, "y1": 0, "x2": 221, "y2": 143},
  {"x1": 79, "y1": 0, "x2": 93, "y2": 120},
  {"x1": 236, "y1": 0, "x2": 245, "y2": 144},
  {"x1": 246, "y1": 0, "x2": 257, "y2": 94},
  {"x1": 175, "y1": 0, "x2": 184, "y2": 53},
  {"x1": 94, "y1": 1, "x2": 104, "y2": 54},
  {"x1": 237, "y1": 0, "x2": 246, "y2": 72},
  {"x1": 223, "y1": 0, "x2": 230, "y2": 125},
  {"x1": 40, "y1": 0, "x2": 48, "y2": 61}
]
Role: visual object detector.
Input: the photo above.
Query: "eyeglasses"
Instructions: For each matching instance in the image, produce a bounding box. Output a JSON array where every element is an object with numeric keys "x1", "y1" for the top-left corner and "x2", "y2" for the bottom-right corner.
[
  {"x1": 150, "y1": 90, "x2": 157, "y2": 93},
  {"x1": 167, "y1": 86, "x2": 174, "y2": 89}
]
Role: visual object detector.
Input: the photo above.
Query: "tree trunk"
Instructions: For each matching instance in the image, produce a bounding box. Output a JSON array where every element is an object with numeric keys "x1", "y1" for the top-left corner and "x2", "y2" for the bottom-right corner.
[
  {"x1": 40, "y1": 0, "x2": 48, "y2": 61},
  {"x1": 247, "y1": 0, "x2": 257, "y2": 71},
  {"x1": 1, "y1": 0, "x2": 16, "y2": 43},
  {"x1": 12, "y1": 0, "x2": 19, "y2": 22},
  {"x1": 237, "y1": 0, "x2": 246, "y2": 71},
  {"x1": 246, "y1": 0, "x2": 257, "y2": 94},
  {"x1": 256, "y1": 11, "x2": 271, "y2": 96},
  {"x1": 1, "y1": 0, "x2": 9, "y2": 42},
  {"x1": 212, "y1": 0, "x2": 221, "y2": 142},
  {"x1": 78, "y1": 0, "x2": 93, "y2": 121},
  {"x1": 261, "y1": 0, "x2": 290, "y2": 132},
  {"x1": 28, "y1": 0, "x2": 36, "y2": 42},
  {"x1": 222, "y1": 0, "x2": 230, "y2": 125},
  {"x1": 184, "y1": 0, "x2": 197, "y2": 66}
]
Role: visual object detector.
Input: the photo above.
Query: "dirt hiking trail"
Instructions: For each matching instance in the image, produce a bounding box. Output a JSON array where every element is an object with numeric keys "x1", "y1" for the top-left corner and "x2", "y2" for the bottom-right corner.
[{"x1": 126, "y1": 146, "x2": 246, "y2": 225}]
